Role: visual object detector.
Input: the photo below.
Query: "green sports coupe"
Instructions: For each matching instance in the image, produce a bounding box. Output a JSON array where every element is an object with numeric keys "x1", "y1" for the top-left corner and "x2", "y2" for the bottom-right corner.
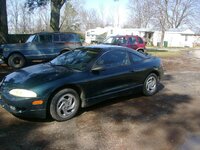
[{"x1": 0, "y1": 45, "x2": 164, "y2": 121}]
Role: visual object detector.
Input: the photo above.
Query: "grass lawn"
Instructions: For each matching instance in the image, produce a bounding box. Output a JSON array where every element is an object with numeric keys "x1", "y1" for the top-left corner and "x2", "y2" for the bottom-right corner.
[{"x1": 147, "y1": 50, "x2": 182, "y2": 57}]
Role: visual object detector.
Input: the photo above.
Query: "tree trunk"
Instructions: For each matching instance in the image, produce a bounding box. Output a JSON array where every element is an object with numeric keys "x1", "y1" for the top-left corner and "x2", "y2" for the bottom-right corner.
[
  {"x1": 0, "y1": 0, "x2": 8, "y2": 43},
  {"x1": 50, "y1": 0, "x2": 65, "y2": 31},
  {"x1": 50, "y1": 1, "x2": 61, "y2": 31},
  {"x1": 160, "y1": 30, "x2": 165, "y2": 48}
]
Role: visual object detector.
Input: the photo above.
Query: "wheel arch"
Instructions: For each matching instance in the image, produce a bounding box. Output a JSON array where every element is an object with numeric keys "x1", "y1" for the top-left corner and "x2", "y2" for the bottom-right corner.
[
  {"x1": 136, "y1": 48, "x2": 144, "y2": 52},
  {"x1": 149, "y1": 70, "x2": 160, "y2": 80},
  {"x1": 46, "y1": 84, "x2": 85, "y2": 117},
  {"x1": 6, "y1": 51, "x2": 26, "y2": 62}
]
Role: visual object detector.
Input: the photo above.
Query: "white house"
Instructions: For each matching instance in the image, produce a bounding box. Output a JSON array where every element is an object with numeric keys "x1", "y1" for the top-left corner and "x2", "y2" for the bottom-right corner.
[
  {"x1": 152, "y1": 29, "x2": 196, "y2": 47},
  {"x1": 85, "y1": 27, "x2": 199, "y2": 47},
  {"x1": 85, "y1": 27, "x2": 154, "y2": 44}
]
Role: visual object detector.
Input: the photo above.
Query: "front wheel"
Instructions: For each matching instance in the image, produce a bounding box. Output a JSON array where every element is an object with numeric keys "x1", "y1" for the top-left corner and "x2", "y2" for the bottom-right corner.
[
  {"x1": 143, "y1": 73, "x2": 158, "y2": 96},
  {"x1": 8, "y1": 53, "x2": 26, "y2": 69},
  {"x1": 50, "y1": 89, "x2": 80, "y2": 121}
]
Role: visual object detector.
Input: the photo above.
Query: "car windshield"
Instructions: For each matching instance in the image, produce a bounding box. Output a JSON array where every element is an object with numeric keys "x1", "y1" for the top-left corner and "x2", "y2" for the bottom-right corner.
[
  {"x1": 26, "y1": 35, "x2": 36, "y2": 43},
  {"x1": 50, "y1": 49, "x2": 100, "y2": 71},
  {"x1": 103, "y1": 37, "x2": 115, "y2": 44}
]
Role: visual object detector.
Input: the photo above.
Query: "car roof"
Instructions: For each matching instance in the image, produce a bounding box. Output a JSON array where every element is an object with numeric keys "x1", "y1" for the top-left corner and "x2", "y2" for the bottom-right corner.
[{"x1": 33, "y1": 32, "x2": 79, "y2": 35}]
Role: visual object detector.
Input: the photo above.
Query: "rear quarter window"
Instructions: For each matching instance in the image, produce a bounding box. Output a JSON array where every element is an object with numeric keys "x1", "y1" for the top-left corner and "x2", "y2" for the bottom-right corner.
[{"x1": 129, "y1": 52, "x2": 143, "y2": 63}]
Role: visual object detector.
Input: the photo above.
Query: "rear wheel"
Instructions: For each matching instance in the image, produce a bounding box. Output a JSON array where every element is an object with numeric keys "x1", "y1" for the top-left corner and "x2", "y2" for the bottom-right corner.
[
  {"x1": 143, "y1": 73, "x2": 158, "y2": 96},
  {"x1": 50, "y1": 89, "x2": 80, "y2": 121},
  {"x1": 137, "y1": 49, "x2": 144, "y2": 53},
  {"x1": 8, "y1": 53, "x2": 26, "y2": 69}
]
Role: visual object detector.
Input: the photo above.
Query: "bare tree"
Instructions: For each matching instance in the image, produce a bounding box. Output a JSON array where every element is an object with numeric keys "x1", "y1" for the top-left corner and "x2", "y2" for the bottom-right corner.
[
  {"x1": 25, "y1": 0, "x2": 66, "y2": 31},
  {"x1": 167, "y1": 0, "x2": 195, "y2": 28},
  {"x1": 127, "y1": 0, "x2": 156, "y2": 28},
  {"x1": 60, "y1": 1, "x2": 80, "y2": 32},
  {"x1": 98, "y1": 4, "x2": 115, "y2": 27},
  {"x1": 79, "y1": 8, "x2": 104, "y2": 31},
  {"x1": 154, "y1": 0, "x2": 196, "y2": 47},
  {"x1": 38, "y1": 6, "x2": 51, "y2": 31},
  {"x1": 190, "y1": 1, "x2": 200, "y2": 33},
  {"x1": 19, "y1": 4, "x2": 30, "y2": 33},
  {"x1": 7, "y1": 0, "x2": 20, "y2": 33},
  {"x1": 75, "y1": 0, "x2": 114, "y2": 31},
  {"x1": 127, "y1": 0, "x2": 196, "y2": 47}
]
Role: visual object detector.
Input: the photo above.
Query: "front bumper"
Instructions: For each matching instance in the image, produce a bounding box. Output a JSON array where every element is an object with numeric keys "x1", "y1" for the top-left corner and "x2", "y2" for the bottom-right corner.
[{"x1": 0, "y1": 93, "x2": 47, "y2": 119}]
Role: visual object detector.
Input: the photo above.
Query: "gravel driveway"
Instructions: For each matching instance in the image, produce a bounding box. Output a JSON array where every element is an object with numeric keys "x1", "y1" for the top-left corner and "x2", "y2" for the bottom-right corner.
[{"x1": 0, "y1": 50, "x2": 200, "y2": 150}]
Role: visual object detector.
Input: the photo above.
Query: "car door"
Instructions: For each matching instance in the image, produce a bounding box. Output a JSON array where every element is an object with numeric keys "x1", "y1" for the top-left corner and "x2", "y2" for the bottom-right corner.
[
  {"x1": 128, "y1": 52, "x2": 148, "y2": 85},
  {"x1": 37, "y1": 34, "x2": 55, "y2": 60},
  {"x1": 137, "y1": 36, "x2": 145, "y2": 49},
  {"x1": 85, "y1": 49, "x2": 134, "y2": 101},
  {"x1": 25, "y1": 34, "x2": 54, "y2": 60},
  {"x1": 127, "y1": 37, "x2": 138, "y2": 50}
]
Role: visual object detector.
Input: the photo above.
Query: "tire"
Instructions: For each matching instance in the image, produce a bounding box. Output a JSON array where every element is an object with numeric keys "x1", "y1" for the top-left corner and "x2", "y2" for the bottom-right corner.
[
  {"x1": 50, "y1": 89, "x2": 80, "y2": 121},
  {"x1": 8, "y1": 53, "x2": 26, "y2": 69},
  {"x1": 143, "y1": 73, "x2": 158, "y2": 96}
]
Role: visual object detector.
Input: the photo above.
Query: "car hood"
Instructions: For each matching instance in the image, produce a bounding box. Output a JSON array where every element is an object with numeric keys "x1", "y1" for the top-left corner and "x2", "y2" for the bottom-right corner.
[{"x1": 3, "y1": 63, "x2": 74, "y2": 88}]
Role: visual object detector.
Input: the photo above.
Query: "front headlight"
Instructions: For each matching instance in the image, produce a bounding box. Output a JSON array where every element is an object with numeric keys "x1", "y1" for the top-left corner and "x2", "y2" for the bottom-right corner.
[{"x1": 9, "y1": 89, "x2": 37, "y2": 98}]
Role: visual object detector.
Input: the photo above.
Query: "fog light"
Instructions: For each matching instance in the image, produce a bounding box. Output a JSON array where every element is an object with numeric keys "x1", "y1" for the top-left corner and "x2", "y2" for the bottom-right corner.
[{"x1": 32, "y1": 100, "x2": 44, "y2": 105}]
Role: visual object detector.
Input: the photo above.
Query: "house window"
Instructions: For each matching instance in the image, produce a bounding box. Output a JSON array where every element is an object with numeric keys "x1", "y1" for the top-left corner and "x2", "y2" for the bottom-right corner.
[{"x1": 185, "y1": 35, "x2": 188, "y2": 41}]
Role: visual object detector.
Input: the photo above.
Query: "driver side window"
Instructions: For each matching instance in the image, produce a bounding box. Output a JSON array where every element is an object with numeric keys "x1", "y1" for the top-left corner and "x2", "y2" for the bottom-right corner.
[{"x1": 95, "y1": 50, "x2": 130, "y2": 69}]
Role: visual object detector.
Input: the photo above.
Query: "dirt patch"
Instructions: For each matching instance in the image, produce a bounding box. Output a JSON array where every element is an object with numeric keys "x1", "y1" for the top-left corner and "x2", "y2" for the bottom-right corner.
[{"x1": 162, "y1": 51, "x2": 200, "y2": 72}]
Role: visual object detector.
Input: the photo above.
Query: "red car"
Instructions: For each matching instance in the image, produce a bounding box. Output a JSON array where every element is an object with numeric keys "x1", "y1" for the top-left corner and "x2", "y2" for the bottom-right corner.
[{"x1": 103, "y1": 35, "x2": 146, "y2": 52}]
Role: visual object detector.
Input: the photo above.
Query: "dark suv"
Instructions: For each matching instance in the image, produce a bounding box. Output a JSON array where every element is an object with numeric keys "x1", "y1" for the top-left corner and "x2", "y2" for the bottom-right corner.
[
  {"x1": 0, "y1": 32, "x2": 82, "y2": 68},
  {"x1": 102, "y1": 35, "x2": 146, "y2": 52}
]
